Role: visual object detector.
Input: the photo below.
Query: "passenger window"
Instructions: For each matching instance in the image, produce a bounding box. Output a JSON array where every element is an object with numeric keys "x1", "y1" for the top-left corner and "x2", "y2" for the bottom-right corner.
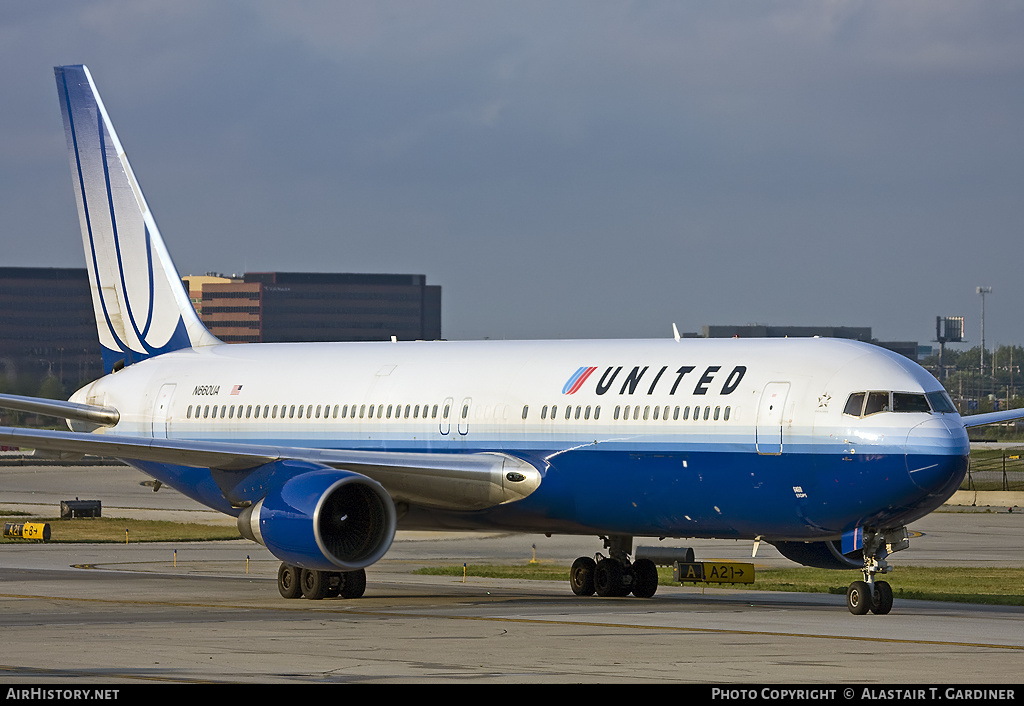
[
  {"x1": 594, "y1": 406, "x2": 600, "y2": 420},
  {"x1": 724, "y1": 406, "x2": 731, "y2": 421},
  {"x1": 864, "y1": 392, "x2": 890, "y2": 416},
  {"x1": 522, "y1": 405, "x2": 529, "y2": 420},
  {"x1": 843, "y1": 393, "x2": 865, "y2": 416}
]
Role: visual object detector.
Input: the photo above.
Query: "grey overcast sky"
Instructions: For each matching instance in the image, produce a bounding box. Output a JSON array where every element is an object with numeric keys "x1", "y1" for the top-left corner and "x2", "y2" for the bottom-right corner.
[{"x1": 2, "y1": 1, "x2": 1022, "y2": 350}]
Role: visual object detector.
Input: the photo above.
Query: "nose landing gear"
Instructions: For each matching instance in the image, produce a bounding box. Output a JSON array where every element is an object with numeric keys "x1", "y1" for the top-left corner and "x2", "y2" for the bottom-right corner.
[{"x1": 846, "y1": 527, "x2": 908, "y2": 615}]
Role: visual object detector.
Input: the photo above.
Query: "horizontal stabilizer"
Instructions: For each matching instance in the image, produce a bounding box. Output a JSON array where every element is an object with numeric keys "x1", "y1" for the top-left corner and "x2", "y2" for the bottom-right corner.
[{"x1": 0, "y1": 393, "x2": 119, "y2": 427}]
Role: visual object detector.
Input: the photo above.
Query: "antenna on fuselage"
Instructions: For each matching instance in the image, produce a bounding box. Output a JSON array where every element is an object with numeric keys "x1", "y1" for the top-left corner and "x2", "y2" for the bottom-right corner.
[{"x1": 672, "y1": 323, "x2": 680, "y2": 342}]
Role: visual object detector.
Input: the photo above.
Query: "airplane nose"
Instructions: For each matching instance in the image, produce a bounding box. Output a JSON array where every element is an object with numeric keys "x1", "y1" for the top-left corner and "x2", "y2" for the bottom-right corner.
[{"x1": 905, "y1": 417, "x2": 969, "y2": 496}]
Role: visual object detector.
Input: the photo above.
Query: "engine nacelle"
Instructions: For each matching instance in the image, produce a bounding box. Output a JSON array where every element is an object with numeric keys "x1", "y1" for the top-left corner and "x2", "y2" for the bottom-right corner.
[
  {"x1": 771, "y1": 540, "x2": 863, "y2": 570},
  {"x1": 237, "y1": 463, "x2": 397, "y2": 572}
]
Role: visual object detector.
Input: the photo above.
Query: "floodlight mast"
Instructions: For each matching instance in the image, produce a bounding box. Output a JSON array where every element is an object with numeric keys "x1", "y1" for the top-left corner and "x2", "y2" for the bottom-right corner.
[{"x1": 977, "y1": 287, "x2": 992, "y2": 375}]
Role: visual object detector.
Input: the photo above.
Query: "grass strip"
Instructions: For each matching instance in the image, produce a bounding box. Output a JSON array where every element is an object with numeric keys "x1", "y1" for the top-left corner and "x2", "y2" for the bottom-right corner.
[{"x1": 1, "y1": 517, "x2": 240, "y2": 543}]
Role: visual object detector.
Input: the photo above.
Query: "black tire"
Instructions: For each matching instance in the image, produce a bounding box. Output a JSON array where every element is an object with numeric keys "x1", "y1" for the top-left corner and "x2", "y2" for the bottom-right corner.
[
  {"x1": 340, "y1": 568, "x2": 367, "y2": 599},
  {"x1": 631, "y1": 558, "x2": 659, "y2": 598},
  {"x1": 846, "y1": 580, "x2": 871, "y2": 615},
  {"x1": 569, "y1": 557, "x2": 596, "y2": 596},
  {"x1": 277, "y1": 564, "x2": 302, "y2": 599},
  {"x1": 300, "y1": 568, "x2": 328, "y2": 600},
  {"x1": 871, "y1": 580, "x2": 893, "y2": 615},
  {"x1": 594, "y1": 558, "x2": 627, "y2": 597}
]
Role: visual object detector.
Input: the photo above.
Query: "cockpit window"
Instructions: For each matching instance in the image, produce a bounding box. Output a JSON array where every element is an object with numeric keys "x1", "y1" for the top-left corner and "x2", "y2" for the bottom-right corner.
[
  {"x1": 844, "y1": 389, "x2": 956, "y2": 417},
  {"x1": 843, "y1": 392, "x2": 865, "y2": 416},
  {"x1": 893, "y1": 393, "x2": 930, "y2": 413},
  {"x1": 864, "y1": 391, "x2": 890, "y2": 416},
  {"x1": 926, "y1": 390, "x2": 957, "y2": 414}
]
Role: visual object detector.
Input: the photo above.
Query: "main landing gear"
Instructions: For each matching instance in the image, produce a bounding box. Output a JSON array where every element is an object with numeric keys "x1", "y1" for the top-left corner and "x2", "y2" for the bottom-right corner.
[
  {"x1": 845, "y1": 527, "x2": 909, "y2": 616},
  {"x1": 569, "y1": 535, "x2": 659, "y2": 598},
  {"x1": 277, "y1": 563, "x2": 367, "y2": 600}
]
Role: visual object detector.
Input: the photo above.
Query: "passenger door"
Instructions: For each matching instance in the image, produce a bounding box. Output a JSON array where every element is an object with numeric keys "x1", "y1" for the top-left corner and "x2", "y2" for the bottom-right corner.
[{"x1": 756, "y1": 382, "x2": 789, "y2": 454}]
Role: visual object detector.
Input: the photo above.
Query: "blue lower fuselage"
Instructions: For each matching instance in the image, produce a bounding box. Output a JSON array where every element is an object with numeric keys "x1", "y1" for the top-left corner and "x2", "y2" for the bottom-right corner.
[{"x1": 127, "y1": 424, "x2": 969, "y2": 542}]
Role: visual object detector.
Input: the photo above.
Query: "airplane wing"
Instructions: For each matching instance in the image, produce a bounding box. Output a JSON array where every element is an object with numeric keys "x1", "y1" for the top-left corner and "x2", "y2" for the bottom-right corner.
[
  {"x1": 0, "y1": 400, "x2": 541, "y2": 512},
  {"x1": 961, "y1": 407, "x2": 1024, "y2": 428}
]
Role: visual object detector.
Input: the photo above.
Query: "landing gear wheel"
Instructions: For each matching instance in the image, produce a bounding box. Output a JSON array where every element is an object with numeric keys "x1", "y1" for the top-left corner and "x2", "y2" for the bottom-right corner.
[
  {"x1": 277, "y1": 564, "x2": 302, "y2": 599},
  {"x1": 631, "y1": 558, "x2": 659, "y2": 598},
  {"x1": 340, "y1": 568, "x2": 367, "y2": 598},
  {"x1": 846, "y1": 580, "x2": 871, "y2": 615},
  {"x1": 594, "y1": 558, "x2": 630, "y2": 597},
  {"x1": 570, "y1": 557, "x2": 596, "y2": 596},
  {"x1": 870, "y1": 580, "x2": 893, "y2": 615},
  {"x1": 300, "y1": 568, "x2": 329, "y2": 600}
]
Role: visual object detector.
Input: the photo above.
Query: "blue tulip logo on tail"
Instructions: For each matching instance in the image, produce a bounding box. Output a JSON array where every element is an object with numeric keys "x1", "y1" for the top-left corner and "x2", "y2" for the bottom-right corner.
[
  {"x1": 55, "y1": 65, "x2": 220, "y2": 374},
  {"x1": 562, "y1": 367, "x2": 597, "y2": 395}
]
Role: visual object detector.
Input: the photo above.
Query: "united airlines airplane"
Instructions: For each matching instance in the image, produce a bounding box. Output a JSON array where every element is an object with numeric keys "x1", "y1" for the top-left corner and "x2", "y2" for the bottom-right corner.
[{"x1": 1, "y1": 66, "x2": 1019, "y2": 614}]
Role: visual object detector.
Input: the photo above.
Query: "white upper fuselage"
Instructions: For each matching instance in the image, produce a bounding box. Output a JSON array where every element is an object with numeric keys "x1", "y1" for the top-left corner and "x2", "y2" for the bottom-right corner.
[
  {"x1": 69, "y1": 336, "x2": 970, "y2": 543},
  {"x1": 72, "y1": 337, "x2": 948, "y2": 452}
]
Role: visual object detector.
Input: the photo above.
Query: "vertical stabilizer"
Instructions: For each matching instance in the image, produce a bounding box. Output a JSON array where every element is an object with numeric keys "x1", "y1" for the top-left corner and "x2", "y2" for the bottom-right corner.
[{"x1": 54, "y1": 65, "x2": 219, "y2": 374}]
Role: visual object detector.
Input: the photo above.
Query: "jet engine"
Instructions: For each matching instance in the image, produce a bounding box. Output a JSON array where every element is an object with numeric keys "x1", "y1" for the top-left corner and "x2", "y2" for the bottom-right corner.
[
  {"x1": 771, "y1": 539, "x2": 862, "y2": 570},
  {"x1": 237, "y1": 463, "x2": 397, "y2": 572}
]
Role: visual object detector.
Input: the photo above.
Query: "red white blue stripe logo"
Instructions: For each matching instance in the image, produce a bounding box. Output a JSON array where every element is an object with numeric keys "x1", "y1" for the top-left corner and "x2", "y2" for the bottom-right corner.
[{"x1": 562, "y1": 366, "x2": 596, "y2": 395}]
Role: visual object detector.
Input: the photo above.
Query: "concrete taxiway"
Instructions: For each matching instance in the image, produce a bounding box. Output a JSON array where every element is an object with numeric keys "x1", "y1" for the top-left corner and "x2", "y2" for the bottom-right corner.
[{"x1": 1, "y1": 463, "x2": 1022, "y2": 683}]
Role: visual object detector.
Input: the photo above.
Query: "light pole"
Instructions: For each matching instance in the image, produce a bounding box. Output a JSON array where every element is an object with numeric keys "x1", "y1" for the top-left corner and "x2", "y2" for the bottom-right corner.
[{"x1": 977, "y1": 286, "x2": 992, "y2": 376}]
